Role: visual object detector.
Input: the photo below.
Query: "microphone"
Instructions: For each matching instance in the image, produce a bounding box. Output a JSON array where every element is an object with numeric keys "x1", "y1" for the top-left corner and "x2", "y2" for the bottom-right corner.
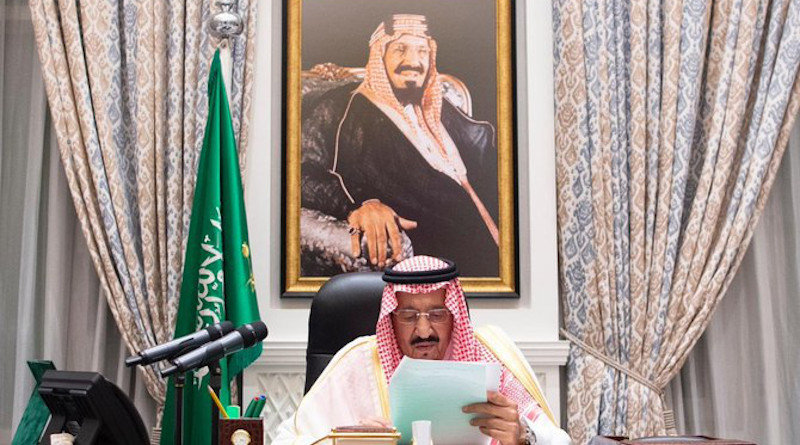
[
  {"x1": 125, "y1": 321, "x2": 234, "y2": 367},
  {"x1": 160, "y1": 321, "x2": 268, "y2": 377}
]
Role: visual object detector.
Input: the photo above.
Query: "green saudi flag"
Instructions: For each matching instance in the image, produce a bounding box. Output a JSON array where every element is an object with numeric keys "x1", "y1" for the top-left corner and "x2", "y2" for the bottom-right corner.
[{"x1": 160, "y1": 50, "x2": 262, "y2": 445}]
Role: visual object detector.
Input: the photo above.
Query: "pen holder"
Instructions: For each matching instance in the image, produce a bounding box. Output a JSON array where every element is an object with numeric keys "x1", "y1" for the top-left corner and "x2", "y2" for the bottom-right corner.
[{"x1": 218, "y1": 418, "x2": 264, "y2": 445}]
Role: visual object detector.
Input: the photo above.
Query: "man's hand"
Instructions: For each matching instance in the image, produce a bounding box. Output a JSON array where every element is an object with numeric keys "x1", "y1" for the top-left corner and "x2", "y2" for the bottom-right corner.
[
  {"x1": 463, "y1": 391, "x2": 525, "y2": 445},
  {"x1": 348, "y1": 199, "x2": 417, "y2": 268}
]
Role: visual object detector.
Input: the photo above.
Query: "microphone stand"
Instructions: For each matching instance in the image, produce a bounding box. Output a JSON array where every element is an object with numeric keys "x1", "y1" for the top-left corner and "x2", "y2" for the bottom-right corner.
[
  {"x1": 174, "y1": 372, "x2": 185, "y2": 445},
  {"x1": 209, "y1": 359, "x2": 223, "y2": 445}
]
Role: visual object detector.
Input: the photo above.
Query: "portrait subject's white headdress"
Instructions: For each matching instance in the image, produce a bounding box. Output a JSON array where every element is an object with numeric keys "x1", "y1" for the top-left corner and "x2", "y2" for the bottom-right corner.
[{"x1": 357, "y1": 14, "x2": 466, "y2": 179}]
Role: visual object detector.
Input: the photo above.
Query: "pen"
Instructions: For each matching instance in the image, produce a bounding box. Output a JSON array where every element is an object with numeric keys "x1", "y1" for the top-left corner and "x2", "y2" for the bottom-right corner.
[
  {"x1": 207, "y1": 386, "x2": 229, "y2": 419},
  {"x1": 244, "y1": 396, "x2": 259, "y2": 418},
  {"x1": 254, "y1": 394, "x2": 267, "y2": 417}
]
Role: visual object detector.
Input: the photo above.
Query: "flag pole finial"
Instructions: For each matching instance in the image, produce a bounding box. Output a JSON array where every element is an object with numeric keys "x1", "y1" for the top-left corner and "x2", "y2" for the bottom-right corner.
[{"x1": 208, "y1": 0, "x2": 243, "y2": 41}]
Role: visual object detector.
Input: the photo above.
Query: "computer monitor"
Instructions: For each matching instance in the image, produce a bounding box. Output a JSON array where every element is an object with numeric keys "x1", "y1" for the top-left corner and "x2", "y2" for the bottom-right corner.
[{"x1": 37, "y1": 370, "x2": 149, "y2": 445}]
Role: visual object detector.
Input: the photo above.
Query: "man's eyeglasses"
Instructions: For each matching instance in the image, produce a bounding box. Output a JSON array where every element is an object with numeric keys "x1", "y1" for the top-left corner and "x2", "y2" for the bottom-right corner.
[{"x1": 392, "y1": 308, "x2": 452, "y2": 325}]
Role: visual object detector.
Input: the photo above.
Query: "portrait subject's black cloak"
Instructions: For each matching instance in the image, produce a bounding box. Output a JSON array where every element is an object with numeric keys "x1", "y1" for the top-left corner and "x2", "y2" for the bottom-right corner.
[{"x1": 301, "y1": 84, "x2": 499, "y2": 276}]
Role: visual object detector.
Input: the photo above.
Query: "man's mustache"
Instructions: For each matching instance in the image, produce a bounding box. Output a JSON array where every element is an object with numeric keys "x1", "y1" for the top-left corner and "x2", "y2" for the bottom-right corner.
[
  {"x1": 395, "y1": 65, "x2": 425, "y2": 75},
  {"x1": 411, "y1": 336, "x2": 439, "y2": 346}
]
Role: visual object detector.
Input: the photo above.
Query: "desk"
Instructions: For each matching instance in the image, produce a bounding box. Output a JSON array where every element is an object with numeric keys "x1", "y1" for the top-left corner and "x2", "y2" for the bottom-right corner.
[{"x1": 590, "y1": 436, "x2": 756, "y2": 445}]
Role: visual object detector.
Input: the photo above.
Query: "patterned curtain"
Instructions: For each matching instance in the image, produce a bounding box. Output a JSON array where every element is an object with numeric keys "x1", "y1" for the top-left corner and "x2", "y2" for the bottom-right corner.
[
  {"x1": 27, "y1": 0, "x2": 257, "y2": 409},
  {"x1": 553, "y1": 0, "x2": 800, "y2": 443}
]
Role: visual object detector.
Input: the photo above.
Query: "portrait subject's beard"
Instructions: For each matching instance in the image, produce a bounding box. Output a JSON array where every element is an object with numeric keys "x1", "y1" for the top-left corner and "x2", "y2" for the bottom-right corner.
[{"x1": 392, "y1": 83, "x2": 425, "y2": 106}]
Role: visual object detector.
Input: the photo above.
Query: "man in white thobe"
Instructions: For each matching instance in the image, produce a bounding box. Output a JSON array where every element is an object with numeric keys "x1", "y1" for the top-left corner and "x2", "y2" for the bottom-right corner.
[{"x1": 274, "y1": 256, "x2": 572, "y2": 445}]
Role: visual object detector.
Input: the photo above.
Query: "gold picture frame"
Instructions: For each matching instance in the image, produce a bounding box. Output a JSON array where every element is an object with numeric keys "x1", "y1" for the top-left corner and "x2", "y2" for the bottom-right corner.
[{"x1": 282, "y1": 0, "x2": 518, "y2": 298}]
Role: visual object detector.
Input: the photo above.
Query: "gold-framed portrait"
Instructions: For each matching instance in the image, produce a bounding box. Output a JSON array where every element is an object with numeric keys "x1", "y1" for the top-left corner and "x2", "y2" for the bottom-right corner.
[{"x1": 282, "y1": 0, "x2": 518, "y2": 298}]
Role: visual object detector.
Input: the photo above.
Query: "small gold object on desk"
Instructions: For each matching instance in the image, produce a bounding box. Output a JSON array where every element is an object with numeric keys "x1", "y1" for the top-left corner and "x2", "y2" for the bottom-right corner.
[
  {"x1": 219, "y1": 418, "x2": 264, "y2": 445},
  {"x1": 310, "y1": 426, "x2": 402, "y2": 445}
]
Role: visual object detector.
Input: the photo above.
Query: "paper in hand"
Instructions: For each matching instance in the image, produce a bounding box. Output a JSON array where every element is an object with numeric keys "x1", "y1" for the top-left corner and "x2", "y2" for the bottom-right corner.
[{"x1": 389, "y1": 357, "x2": 501, "y2": 445}]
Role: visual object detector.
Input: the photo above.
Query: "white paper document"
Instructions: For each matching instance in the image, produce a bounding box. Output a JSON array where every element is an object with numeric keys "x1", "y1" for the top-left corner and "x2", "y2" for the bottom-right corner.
[{"x1": 389, "y1": 357, "x2": 501, "y2": 445}]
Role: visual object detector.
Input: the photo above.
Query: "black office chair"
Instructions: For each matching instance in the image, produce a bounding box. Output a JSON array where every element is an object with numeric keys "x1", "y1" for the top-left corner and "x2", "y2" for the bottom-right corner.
[{"x1": 304, "y1": 272, "x2": 385, "y2": 393}]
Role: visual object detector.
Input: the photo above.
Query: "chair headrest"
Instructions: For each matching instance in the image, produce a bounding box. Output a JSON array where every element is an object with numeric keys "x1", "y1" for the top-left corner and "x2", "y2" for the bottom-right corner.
[{"x1": 307, "y1": 272, "x2": 384, "y2": 354}]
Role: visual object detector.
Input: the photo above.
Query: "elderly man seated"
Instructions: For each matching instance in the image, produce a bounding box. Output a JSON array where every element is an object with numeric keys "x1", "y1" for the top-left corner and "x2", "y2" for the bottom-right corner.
[{"x1": 274, "y1": 256, "x2": 572, "y2": 445}]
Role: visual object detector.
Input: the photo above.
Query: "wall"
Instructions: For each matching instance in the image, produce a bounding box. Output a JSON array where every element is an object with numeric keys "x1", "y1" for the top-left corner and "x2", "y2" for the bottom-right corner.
[{"x1": 243, "y1": 0, "x2": 567, "y2": 440}]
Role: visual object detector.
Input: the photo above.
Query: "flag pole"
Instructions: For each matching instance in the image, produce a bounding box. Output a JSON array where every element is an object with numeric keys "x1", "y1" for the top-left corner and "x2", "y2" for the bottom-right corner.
[
  {"x1": 207, "y1": 3, "x2": 243, "y2": 444},
  {"x1": 209, "y1": 360, "x2": 223, "y2": 444},
  {"x1": 174, "y1": 373, "x2": 185, "y2": 445}
]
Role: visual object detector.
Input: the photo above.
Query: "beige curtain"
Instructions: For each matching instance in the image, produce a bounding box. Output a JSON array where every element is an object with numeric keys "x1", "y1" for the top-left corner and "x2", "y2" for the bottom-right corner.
[
  {"x1": 27, "y1": 0, "x2": 258, "y2": 409},
  {"x1": 554, "y1": 0, "x2": 800, "y2": 442},
  {"x1": 1, "y1": 1, "x2": 156, "y2": 440}
]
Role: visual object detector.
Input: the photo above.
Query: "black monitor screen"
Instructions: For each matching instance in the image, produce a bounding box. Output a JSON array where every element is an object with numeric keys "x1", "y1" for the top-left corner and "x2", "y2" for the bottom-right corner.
[{"x1": 38, "y1": 371, "x2": 148, "y2": 445}]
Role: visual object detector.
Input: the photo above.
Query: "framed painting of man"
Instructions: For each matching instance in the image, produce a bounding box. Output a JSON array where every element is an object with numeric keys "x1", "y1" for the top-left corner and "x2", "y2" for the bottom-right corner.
[{"x1": 282, "y1": 0, "x2": 518, "y2": 298}]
